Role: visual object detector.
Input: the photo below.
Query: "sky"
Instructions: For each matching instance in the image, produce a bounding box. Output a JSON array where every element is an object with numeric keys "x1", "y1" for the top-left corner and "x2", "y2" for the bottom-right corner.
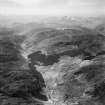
[{"x1": 0, "y1": 0, "x2": 104, "y2": 16}]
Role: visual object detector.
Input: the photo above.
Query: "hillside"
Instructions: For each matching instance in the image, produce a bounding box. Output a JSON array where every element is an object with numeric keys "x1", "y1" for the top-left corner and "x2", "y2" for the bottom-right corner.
[{"x1": 0, "y1": 16, "x2": 105, "y2": 105}]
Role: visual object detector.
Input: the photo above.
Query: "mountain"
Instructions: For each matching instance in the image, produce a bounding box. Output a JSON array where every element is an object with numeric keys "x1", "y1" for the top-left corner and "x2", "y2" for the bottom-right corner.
[{"x1": 0, "y1": 16, "x2": 105, "y2": 105}]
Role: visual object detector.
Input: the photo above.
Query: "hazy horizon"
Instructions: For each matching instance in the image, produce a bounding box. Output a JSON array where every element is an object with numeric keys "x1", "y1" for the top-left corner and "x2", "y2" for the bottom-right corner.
[{"x1": 0, "y1": 0, "x2": 104, "y2": 16}]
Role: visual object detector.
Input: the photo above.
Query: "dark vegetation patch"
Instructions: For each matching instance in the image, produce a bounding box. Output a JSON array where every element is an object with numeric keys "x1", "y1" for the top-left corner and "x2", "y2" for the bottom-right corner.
[
  {"x1": 74, "y1": 63, "x2": 105, "y2": 104},
  {"x1": 0, "y1": 38, "x2": 47, "y2": 105},
  {"x1": 28, "y1": 51, "x2": 60, "y2": 66},
  {"x1": 28, "y1": 49, "x2": 83, "y2": 66},
  {"x1": 0, "y1": 40, "x2": 20, "y2": 62},
  {"x1": 71, "y1": 34, "x2": 105, "y2": 59},
  {"x1": 74, "y1": 64, "x2": 105, "y2": 82}
]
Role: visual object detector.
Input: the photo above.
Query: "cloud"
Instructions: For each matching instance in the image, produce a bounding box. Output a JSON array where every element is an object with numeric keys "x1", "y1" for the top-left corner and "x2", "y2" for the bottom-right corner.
[
  {"x1": 39, "y1": 0, "x2": 69, "y2": 6},
  {"x1": 0, "y1": 0, "x2": 20, "y2": 7}
]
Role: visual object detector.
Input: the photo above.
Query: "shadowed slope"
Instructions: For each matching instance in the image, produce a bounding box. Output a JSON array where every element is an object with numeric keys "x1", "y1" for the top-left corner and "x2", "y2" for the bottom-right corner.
[{"x1": 0, "y1": 38, "x2": 48, "y2": 105}]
